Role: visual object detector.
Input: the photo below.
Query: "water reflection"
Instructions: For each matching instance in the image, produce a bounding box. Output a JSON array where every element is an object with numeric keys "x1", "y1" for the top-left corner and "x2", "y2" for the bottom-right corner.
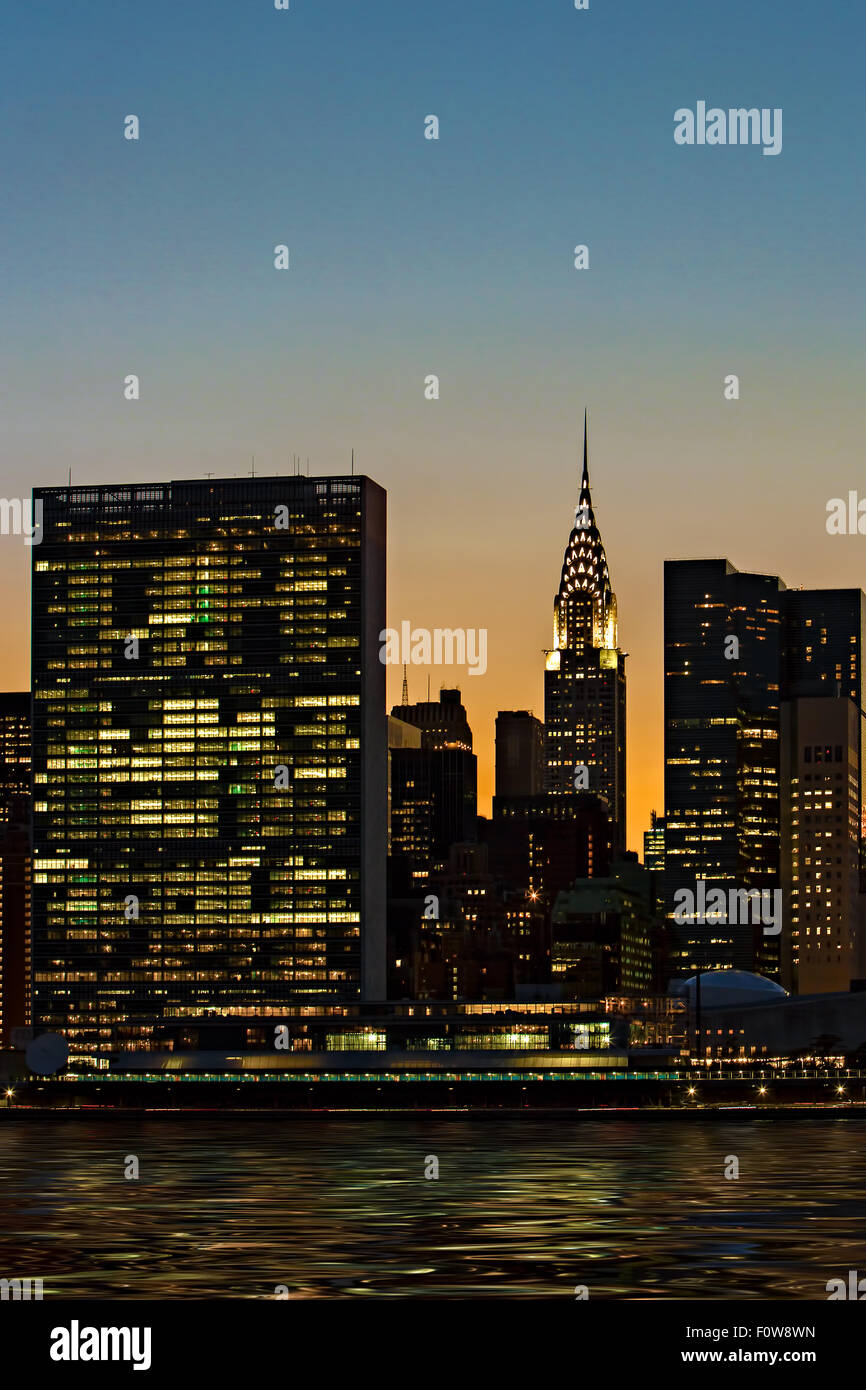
[{"x1": 0, "y1": 1116, "x2": 864, "y2": 1298}]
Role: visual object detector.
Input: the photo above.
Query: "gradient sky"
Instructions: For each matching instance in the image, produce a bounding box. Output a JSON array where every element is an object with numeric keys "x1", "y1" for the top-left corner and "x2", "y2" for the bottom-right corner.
[{"x1": 2, "y1": 0, "x2": 864, "y2": 850}]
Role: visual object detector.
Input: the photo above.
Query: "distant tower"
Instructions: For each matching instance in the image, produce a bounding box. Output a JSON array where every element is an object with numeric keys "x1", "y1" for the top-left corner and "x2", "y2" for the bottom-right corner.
[
  {"x1": 643, "y1": 811, "x2": 665, "y2": 874},
  {"x1": 495, "y1": 711, "x2": 545, "y2": 798},
  {"x1": 401, "y1": 663, "x2": 409, "y2": 708},
  {"x1": 544, "y1": 414, "x2": 627, "y2": 844}
]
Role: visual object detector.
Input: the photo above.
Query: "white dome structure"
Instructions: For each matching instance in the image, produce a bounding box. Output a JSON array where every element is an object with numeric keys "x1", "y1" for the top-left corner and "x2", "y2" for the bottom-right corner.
[{"x1": 672, "y1": 971, "x2": 788, "y2": 1009}]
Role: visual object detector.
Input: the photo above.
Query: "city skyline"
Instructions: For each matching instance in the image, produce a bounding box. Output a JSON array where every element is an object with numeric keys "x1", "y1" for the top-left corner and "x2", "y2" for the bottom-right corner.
[
  {"x1": 30, "y1": 475, "x2": 387, "y2": 1061},
  {"x1": 3, "y1": 0, "x2": 866, "y2": 855},
  {"x1": 4, "y1": 446, "x2": 866, "y2": 854},
  {"x1": 4, "y1": 0, "x2": 866, "y2": 1332}
]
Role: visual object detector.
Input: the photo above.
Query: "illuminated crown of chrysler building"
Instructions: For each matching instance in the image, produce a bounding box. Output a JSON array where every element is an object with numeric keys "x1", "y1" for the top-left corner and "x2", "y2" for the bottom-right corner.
[
  {"x1": 555, "y1": 415, "x2": 618, "y2": 654},
  {"x1": 544, "y1": 413, "x2": 627, "y2": 845}
]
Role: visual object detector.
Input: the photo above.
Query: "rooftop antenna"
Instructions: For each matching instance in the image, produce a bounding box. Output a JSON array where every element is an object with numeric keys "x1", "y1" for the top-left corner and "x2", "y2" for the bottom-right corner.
[
  {"x1": 351, "y1": 448, "x2": 355, "y2": 476},
  {"x1": 427, "y1": 675, "x2": 431, "y2": 701},
  {"x1": 401, "y1": 663, "x2": 409, "y2": 706},
  {"x1": 249, "y1": 455, "x2": 257, "y2": 478}
]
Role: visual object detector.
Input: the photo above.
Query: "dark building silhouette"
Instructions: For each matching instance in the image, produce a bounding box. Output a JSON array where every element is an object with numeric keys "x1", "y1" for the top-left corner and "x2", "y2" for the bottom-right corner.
[
  {"x1": 643, "y1": 808, "x2": 666, "y2": 927},
  {"x1": 0, "y1": 695, "x2": 31, "y2": 1047},
  {"x1": 664, "y1": 559, "x2": 865, "y2": 984},
  {"x1": 385, "y1": 699, "x2": 477, "y2": 995},
  {"x1": 390, "y1": 686, "x2": 472, "y2": 752},
  {"x1": 781, "y1": 695, "x2": 866, "y2": 993},
  {"x1": 551, "y1": 856, "x2": 655, "y2": 998},
  {"x1": 0, "y1": 797, "x2": 30, "y2": 1048},
  {"x1": 412, "y1": 843, "x2": 549, "y2": 1001},
  {"x1": 544, "y1": 418, "x2": 626, "y2": 845},
  {"x1": 31, "y1": 476, "x2": 387, "y2": 1067},
  {"x1": 643, "y1": 811, "x2": 665, "y2": 875},
  {"x1": 495, "y1": 710, "x2": 545, "y2": 798},
  {"x1": 485, "y1": 791, "x2": 612, "y2": 904},
  {"x1": 389, "y1": 744, "x2": 478, "y2": 884},
  {"x1": 0, "y1": 694, "x2": 29, "y2": 820},
  {"x1": 784, "y1": 589, "x2": 866, "y2": 706}
]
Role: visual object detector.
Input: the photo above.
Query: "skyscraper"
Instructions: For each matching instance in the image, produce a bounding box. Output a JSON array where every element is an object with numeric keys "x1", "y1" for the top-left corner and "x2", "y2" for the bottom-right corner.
[
  {"x1": 0, "y1": 693, "x2": 30, "y2": 821},
  {"x1": 389, "y1": 742, "x2": 478, "y2": 883},
  {"x1": 0, "y1": 810, "x2": 30, "y2": 1048},
  {"x1": 664, "y1": 559, "x2": 784, "y2": 976},
  {"x1": 643, "y1": 809, "x2": 666, "y2": 922},
  {"x1": 784, "y1": 589, "x2": 866, "y2": 708},
  {"x1": 495, "y1": 711, "x2": 545, "y2": 798},
  {"x1": 391, "y1": 687, "x2": 473, "y2": 752},
  {"x1": 664, "y1": 558, "x2": 865, "y2": 983},
  {"x1": 31, "y1": 476, "x2": 386, "y2": 1066},
  {"x1": 0, "y1": 693, "x2": 31, "y2": 1047},
  {"x1": 544, "y1": 418, "x2": 626, "y2": 845},
  {"x1": 643, "y1": 811, "x2": 666, "y2": 876},
  {"x1": 781, "y1": 696, "x2": 866, "y2": 993},
  {"x1": 551, "y1": 857, "x2": 655, "y2": 998}
]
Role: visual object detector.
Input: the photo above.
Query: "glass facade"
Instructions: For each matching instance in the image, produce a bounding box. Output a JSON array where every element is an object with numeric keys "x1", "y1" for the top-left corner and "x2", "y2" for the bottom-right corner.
[
  {"x1": 664, "y1": 559, "x2": 865, "y2": 979},
  {"x1": 31, "y1": 476, "x2": 386, "y2": 1067}
]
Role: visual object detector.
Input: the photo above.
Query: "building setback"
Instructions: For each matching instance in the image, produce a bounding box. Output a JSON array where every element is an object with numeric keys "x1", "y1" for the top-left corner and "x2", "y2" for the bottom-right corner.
[{"x1": 31, "y1": 476, "x2": 386, "y2": 1066}]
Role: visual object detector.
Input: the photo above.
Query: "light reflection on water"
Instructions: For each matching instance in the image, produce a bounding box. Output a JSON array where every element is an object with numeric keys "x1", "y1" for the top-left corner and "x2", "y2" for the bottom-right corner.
[{"x1": 1, "y1": 1116, "x2": 864, "y2": 1299}]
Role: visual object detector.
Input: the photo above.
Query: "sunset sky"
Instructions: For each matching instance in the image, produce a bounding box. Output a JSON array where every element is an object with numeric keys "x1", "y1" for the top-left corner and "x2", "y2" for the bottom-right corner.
[{"x1": 2, "y1": 0, "x2": 864, "y2": 850}]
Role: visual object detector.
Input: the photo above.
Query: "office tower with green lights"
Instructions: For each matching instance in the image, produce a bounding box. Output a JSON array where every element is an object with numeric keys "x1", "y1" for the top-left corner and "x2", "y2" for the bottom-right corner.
[{"x1": 31, "y1": 476, "x2": 386, "y2": 1067}]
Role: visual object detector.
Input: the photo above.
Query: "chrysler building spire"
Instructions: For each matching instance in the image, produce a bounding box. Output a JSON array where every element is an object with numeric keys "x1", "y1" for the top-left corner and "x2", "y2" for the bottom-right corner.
[
  {"x1": 543, "y1": 415, "x2": 627, "y2": 845},
  {"x1": 555, "y1": 412, "x2": 616, "y2": 649},
  {"x1": 579, "y1": 408, "x2": 590, "y2": 506}
]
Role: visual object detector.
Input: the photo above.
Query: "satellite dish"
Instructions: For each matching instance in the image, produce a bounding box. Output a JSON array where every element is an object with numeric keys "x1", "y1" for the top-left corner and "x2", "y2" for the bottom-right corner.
[{"x1": 26, "y1": 1033, "x2": 69, "y2": 1076}]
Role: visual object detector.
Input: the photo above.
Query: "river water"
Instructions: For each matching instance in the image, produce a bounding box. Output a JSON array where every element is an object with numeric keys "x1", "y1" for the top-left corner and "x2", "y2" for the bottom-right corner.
[{"x1": 1, "y1": 1114, "x2": 863, "y2": 1299}]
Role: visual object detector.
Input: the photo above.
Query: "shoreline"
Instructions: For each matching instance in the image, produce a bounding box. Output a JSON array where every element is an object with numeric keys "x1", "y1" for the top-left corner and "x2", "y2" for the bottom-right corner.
[{"x1": 3, "y1": 1102, "x2": 866, "y2": 1119}]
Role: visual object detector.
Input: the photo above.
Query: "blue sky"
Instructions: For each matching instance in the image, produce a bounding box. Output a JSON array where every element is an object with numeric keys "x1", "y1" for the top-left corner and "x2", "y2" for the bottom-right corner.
[{"x1": 2, "y1": 0, "x2": 863, "y2": 846}]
